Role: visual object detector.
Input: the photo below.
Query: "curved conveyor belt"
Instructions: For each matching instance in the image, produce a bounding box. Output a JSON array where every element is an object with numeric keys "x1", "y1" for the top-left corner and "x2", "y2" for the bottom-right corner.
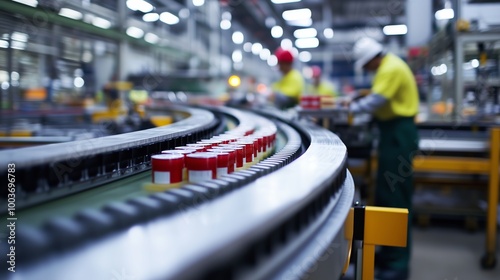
[{"x1": 0, "y1": 106, "x2": 354, "y2": 280}]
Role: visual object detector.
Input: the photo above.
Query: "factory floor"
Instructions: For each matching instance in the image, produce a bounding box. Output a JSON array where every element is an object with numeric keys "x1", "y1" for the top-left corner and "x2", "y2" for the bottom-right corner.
[{"x1": 409, "y1": 226, "x2": 499, "y2": 280}]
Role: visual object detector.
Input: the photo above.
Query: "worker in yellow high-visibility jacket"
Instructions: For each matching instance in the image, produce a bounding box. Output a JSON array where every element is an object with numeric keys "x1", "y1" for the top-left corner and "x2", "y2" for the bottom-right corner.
[
  {"x1": 308, "y1": 66, "x2": 339, "y2": 97},
  {"x1": 271, "y1": 48, "x2": 305, "y2": 109},
  {"x1": 349, "y1": 37, "x2": 419, "y2": 280}
]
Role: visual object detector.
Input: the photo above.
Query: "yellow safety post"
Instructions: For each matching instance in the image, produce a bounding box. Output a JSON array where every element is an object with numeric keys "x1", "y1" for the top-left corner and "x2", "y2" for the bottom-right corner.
[
  {"x1": 483, "y1": 128, "x2": 500, "y2": 268},
  {"x1": 362, "y1": 206, "x2": 408, "y2": 280}
]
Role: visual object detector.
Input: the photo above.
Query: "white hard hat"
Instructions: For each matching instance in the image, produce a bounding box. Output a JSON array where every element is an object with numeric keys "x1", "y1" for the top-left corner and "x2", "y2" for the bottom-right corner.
[{"x1": 353, "y1": 37, "x2": 384, "y2": 70}]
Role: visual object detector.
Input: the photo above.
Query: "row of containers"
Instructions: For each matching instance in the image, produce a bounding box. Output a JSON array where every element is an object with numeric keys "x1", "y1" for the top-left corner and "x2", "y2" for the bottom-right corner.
[{"x1": 145, "y1": 124, "x2": 278, "y2": 192}]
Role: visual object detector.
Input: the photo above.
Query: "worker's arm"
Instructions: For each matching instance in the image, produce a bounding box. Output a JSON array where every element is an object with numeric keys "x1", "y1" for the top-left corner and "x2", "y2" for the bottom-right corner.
[{"x1": 349, "y1": 93, "x2": 387, "y2": 113}]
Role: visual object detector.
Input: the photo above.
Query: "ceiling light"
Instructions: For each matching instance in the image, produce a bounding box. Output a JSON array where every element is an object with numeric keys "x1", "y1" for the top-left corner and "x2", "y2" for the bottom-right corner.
[
  {"x1": 59, "y1": 8, "x2": 83, "y2": 20},
  {"x1": 251, "y1": 43, "x2": 262, "y2": 55},
  {"x1": 280, "y1": 38, "x2": 293, "y2": 50},
  {"x1": 282, "y1": 8, "x2": 311, "y2": 21},
  {"x1": 232, "y1": 50, "x2": 242, "y2": 63},
  {"x1": 145, "y1": 33, "x2": 159, "y2": 44},
  {"x1": 294, "y1": 28, "x2": 317, "y2": 39},
  {"x1": 11, "y1": 32, "x2": 28, "y2": 42},
  {"x1": 220, "y1": 19, "x2": 231, "y2": 30},
  {"x1": 12, "y1": 0, "x2": 38, "y2": 7},
  {"x1": 323, "y1": 28, "x2": 334, "y2": 39},
  {"x1": 287, "y1": 18, "x2": 313, "y2": 27},
  {"x1": 143, "y1": 13, "x2": 159, "y2": 22},
  {"x1": 126, "y1": 0, "x2": 154, "y2": 13},
  {"x1": 470, "y1": 59, "x2": 479, "y2": 68},
  {"x1": 228, "y1": 75, "x2": 241, "y2": 87},
  {"x1": 179, "y1": 8, "x2": 190, "y2": 19},
  {"x1": 0, "y1": 40, "x2": 8, "y2": 48},
  {"x1": 272, "y1": 0, "x2": 301, "y2": 4},
  {"x1": 267, "y1": 55, "x2": 278, "y2": 67},
  {"x1": 299, "y1": 51, "x2": 312, "y2": 62},
  {"x1": 383, "y1": 24, "x2": 407, "y2": 35},
  {"x1": 243, "y1": 42, "x2": 252, "y2": 52},
  {"x1": 11, "y1": 41, "x2": 26, "y2": 50},
  {"x1": 222, "y1": 11, "x2": 232, "y2": 21},
  {"x1": 265, "y1": 17, "x2": 276, "y2": 28},
  {"x1": 295, "y1": 38, "x2": 319, "y2": 49},
  {"x1": 232, "y1": 31, "x2": 244, "y2": 44},
  {"x1": 193, "y1": 0, "x2": 205, "y2": 7},
  {"x1": 260, "y1": 48, "x2": 271, "y2": 60},
  {"x1": 160, "y1": 12, "x2": 179, "y2": 25},
  {"x1": 92, "y1": 17, "x2": 112, "y2": 29},
  {"x1": 126, "y1": 26, "x2": 144, "y2": 38},
  {"x1": 271, "y1": 26, "x2": 283, "y2": 38},
  {"x1": 435, "y1": 8, "x2": 454, "y2": 20},
  {"x1": 74, "y1": 77, "x2": 85, "y2": 88}
]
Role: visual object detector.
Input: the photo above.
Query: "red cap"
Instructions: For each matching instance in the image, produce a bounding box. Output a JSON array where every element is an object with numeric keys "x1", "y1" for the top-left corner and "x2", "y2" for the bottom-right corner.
[
  {"x1": 275, "y1": 48, "x2": 294, "y2": 63},
  {"x1": 236, "y1": 141, "x2": 254, "y2": 163},
  {"x1": 185, "y1": 152, "x2": 217, "y2": 179},
  {"x1": 208, "y1": 148, "x2": 235, "y2": 173},
  {"x1": 311, "y1": 66, "x2": 321, "y2": 78},
  {"x1": 218, "y1": 145, "x2": 245, "y2": 168}
]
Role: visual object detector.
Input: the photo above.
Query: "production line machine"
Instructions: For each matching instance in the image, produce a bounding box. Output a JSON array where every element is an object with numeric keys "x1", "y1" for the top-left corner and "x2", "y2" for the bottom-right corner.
[{"x1": 0, "y1": 105, "x2": 377, "y2": 280}]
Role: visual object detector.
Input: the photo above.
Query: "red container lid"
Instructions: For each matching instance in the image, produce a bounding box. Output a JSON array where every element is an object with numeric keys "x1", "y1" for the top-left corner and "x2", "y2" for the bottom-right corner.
[
  {"x1": 199, "y1": 139, "x2": 223, "y2": 148},
  {"x1": 151, "y1": 154, "x2": 184, "y2": 172},
  {"x1": 176, "y1": 146, "x2": 204, "y2": 152},
  {"x1": 186, "y1": 143, "x2": 211, "y2": 151},
  {"x1": 216, "y1": 145, "x2": 244, "y2": 168},
  {"x1": 206, "y1": 151, "x2": 229, "y2": 168},
  {"x1": 185, "y1": 152, "x2": 218, "y2": 171},
  {"x1": 236, "y1": 141, "x2": 254, "y2": 162}
]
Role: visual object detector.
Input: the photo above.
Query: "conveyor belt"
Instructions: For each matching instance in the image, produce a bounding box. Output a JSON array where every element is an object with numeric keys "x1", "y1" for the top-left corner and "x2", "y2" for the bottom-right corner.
[{"x1": 0, "y1": 106, "x2": 354, "y2": 280}]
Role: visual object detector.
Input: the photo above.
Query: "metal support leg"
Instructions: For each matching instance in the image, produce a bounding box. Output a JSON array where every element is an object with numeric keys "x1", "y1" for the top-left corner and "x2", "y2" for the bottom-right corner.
[{"x1": 482, "y1": 127, "x2": 500, "y2": 269}]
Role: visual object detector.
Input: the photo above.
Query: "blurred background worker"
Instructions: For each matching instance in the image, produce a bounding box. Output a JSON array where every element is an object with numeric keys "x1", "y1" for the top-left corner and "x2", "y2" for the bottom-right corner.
[
  {"x1": 349, "y1": 37, "x2": 419, "y2": 280},
  {"x1": 308, "y1": 66, "x2": 339, "y2": 97},
  {"x1": 271, "y1": 48, "x2": 305, "y2": 109}
]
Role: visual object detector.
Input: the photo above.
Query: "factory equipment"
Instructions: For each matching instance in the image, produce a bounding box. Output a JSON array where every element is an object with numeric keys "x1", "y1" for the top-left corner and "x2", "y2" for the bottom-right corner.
[{"x1": 0, "y1": 105, "x2": 364, "y2": 279}]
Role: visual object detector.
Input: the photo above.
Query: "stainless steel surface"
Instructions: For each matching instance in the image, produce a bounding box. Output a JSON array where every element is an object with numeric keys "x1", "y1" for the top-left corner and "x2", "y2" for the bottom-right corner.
[{"x1": 419, "y1": 138, "x2": 489, "y2": 152}]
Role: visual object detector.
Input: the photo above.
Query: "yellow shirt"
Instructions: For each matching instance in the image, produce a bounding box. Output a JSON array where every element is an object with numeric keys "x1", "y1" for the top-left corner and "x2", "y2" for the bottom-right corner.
[
  {"x1": 272, "y1": 69, "x2": 304, "y2": 102},
  {"x1": 372, "y1": 53, "x2": 419, "y2": 121},
  {"x1": 308, "y1": 81, "x2": 339, "y2": 97}
]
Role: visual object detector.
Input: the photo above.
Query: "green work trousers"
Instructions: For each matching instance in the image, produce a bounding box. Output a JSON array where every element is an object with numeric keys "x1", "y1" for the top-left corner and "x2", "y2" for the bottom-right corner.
[{"x1": 375, "y1": 117, "x2": 419, "y2": 271}]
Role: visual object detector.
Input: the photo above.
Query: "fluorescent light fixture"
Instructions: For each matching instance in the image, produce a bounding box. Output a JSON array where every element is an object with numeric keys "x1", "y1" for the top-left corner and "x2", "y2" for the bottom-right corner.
[
  {"x1": 126, "y1": 26, "x2": 144, "y2": 38},
  {"x1": 0, "y1": 40, "x2": 9, "y2": 48},
  {"x1": 11, "y1": 72, "x2": 19, "y2": 81},
  {"x1": 243, "y1": 42, "x2": 252, "y2": 52},
  {"x1": 126, "y1": 0, "x2": 153, "y2": 13},
  {"x1": 295, "y1": 37, "x2": 319, "y2": 49},
  {"x1": 282, "y1": 8, "x2": 311, "y2": 21},
  {"x1": 272, "y1": 0, "x2": 301, "y2": 4},
  {"x1": 160, "y1": 12, "x2": 179, "y2": 25},
  {"x1": 220, "y1": 19, "x2": 231, "y2": 30},
  {"x1": 1, "y1": 82, "x2": 9, "y2": 90},
  {"x1": 11, "y1": 41, "x2": 26, "y2": 50},
  {"x1": 260, "y1": 48, "x2": 271, "y2": 60},
  {"x1": 143, "y1": 13, "x2": 159, "y2": 22},
  {"x1": 59, "y1": 8, "x2": 83, "y2": 20},
  {"x1": 281, "y1": 38, "x2": 293, "y2": 49},
  {"x1": 145, "y1": 33, "x2": 159, "y2": 44},
  {"x1": 92, "y1": 17, "x2": 112, "y2": 29},
  {"x1": 323, "y1": 28, "x2": 334, "y2": 39},
  {"x1": 267, "y1": 55, "x2": 277, "y2": 67},
  {"x1": 287, "y1": 18, "x2": 313, "y2": 27},
  {"x1": 232, "y1": 50, "x2": 242, "y2": 63},
  {"x1": 431, "y1": 64, "x2": 448, "y2": 76},
  {"x1": 232, "y1": 31, "x2": 244, "y2": 44},
  {"x1": 271, "y1": 26, "x2": 283, "y2": 38},
  {"x1": 294, "y1": 28, "x2": 317, "y2": 39},
  {"x1": 435, "y1": 8, "x2": 454, "y2": 20},
  {"x1": 299, "y1": 51, "x2": 311, "y2": 62},
  {"x1": 193, "y1": 0, "x2": 205, "y2": 7},
  {"x1": 74, "y1": 77, "x2": 85, "y2": 88},
  {"x1": 383, "y1": 24, "x2": 407, "y2": 35},
  {"x1": 11, "y1": 32, "x2": 28, "y2": 42},
  {"x1": 251, "y1": 43, "x2": 262, "y2": 55},
  {"x1": 12, "y1": 0, "x2": 38, "y2": 7}
]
